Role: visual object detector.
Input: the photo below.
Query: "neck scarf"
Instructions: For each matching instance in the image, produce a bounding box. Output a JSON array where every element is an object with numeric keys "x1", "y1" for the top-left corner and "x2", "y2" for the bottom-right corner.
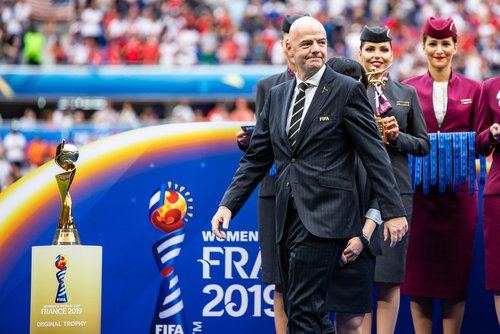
[{"x1": 372, "y1": 72, "x2": 392, "y2": 116}]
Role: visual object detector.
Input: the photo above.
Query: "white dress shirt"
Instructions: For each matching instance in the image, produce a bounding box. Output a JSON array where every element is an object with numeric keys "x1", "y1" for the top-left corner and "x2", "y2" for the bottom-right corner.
[
  {"x1": 287, "y1": 64, "x2": 327, "y2": 134},
  {"x1": 433, "y1": 81, "x2": 448, "y2": 128}
]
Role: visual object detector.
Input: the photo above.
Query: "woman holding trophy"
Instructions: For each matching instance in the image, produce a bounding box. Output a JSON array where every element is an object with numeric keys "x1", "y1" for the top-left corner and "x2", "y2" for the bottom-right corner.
[
  {"x1": 357, "y1": 26, "x2": 430, "y2": 333},
  {"x1": 401, "y1": 17, "x2": 481, "y2": 333}
]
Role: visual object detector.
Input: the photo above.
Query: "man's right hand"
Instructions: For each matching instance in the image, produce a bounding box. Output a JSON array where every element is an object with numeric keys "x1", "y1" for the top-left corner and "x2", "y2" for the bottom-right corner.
[
  {"x1": 211, "y1": 206, "x2": 232, "y2": 239},
  {"x1": 383, "y1": 216, "x2": 408, "y2": 248},
  {"x1": 236, "y1": 130, "x2": 251, "y2": 148}
]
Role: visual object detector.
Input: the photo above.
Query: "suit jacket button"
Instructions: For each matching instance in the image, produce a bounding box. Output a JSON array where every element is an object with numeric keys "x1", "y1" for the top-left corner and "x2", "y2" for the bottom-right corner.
[
  {"x1": 291, "y1": 158, "x2": 296, "y2": 163},
  {"x1": 286, "y1": 182, "x2": 290, "y2": 187}
]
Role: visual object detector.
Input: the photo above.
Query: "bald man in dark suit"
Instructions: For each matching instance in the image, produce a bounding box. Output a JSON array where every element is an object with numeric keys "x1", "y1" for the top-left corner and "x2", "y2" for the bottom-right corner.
[{"x1": 212, "y1": 17, "x2": 407, "y2": 333}]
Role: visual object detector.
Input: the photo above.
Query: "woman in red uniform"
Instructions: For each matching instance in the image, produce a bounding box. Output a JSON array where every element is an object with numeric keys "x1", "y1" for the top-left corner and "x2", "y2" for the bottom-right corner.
[
  {"x1": 474, "y1": 76, "x2": 500, "y2": 324},
  {"x1": 401, "y1": 17, "x2": 481, "y2": 333}
]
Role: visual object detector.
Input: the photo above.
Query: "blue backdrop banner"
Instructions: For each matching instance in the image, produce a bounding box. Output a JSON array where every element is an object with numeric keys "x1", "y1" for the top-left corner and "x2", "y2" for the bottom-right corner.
[{"x1": 0, "y1": 122, "x2": 497, "y2": 334}]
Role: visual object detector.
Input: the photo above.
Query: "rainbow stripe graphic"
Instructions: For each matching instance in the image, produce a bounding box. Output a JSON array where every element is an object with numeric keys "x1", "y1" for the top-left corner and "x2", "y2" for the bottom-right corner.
[{"x1": 0, "y1": 122, "x2": 240, "y2": 285}]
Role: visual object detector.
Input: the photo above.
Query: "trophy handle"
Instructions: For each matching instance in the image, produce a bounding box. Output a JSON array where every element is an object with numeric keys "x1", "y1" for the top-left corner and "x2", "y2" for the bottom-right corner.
[
  {"x1": 53, "y1": 164, "x2": 80, "y2": 245},
  {"x1": 55, "y1": 169, "x2": 76, "y2": 229}
]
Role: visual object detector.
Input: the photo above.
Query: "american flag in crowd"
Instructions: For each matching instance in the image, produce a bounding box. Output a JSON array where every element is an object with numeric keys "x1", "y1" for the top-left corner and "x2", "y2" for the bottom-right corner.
[{"x1": 27, "y1": 0, "x2": 73, "y2": 21}]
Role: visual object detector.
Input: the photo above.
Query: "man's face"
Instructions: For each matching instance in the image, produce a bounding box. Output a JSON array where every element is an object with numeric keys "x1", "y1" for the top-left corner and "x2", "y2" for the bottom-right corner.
[{"x1": 286, "y1": 19, "x2": 327, "y2": 80}]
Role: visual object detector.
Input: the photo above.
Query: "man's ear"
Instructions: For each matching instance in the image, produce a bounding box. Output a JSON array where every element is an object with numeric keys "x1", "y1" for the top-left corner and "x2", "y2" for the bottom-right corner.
[{"x1": 286, "y1": 41, "x2": 293, "y2": 57}]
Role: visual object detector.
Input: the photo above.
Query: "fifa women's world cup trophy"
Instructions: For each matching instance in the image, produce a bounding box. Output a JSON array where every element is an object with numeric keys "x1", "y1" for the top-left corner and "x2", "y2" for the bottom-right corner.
[
  {"x1": 366, "y1": 63, "x2": 393, "y2": 144},
  {"x1": 52, "y1": 139, "x2": 81, "y2": 245}
]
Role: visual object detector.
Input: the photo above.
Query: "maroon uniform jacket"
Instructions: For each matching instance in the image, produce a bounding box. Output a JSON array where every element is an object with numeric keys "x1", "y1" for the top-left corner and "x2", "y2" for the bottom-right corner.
[
  {"x1": 475, "y1": 76, "x2": 500, "y2": 196},
  {"x1": 401, "y1": 71, "x2": 481, "y2": 299}
]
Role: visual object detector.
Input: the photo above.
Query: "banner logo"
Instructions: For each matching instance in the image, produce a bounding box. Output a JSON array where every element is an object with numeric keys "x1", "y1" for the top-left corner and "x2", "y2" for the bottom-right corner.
[
  {"x1": 54, "y1": 255, "x2": 68, "y2": 303},
  {"x1": 149, "y1": 181, "x2": 194, "y2": 334}
]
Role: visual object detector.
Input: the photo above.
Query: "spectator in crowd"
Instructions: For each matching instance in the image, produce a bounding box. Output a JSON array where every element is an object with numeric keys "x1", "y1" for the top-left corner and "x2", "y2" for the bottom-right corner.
[
  {"x1": 0, "y1": 145, "x2": 13, "y2": 192},
  {"x1": 193, "y1": 109, "x2": 207, "y2": 122},
  {"x1": 49, "y1": 36, "x2": 68, "y2": 65},
  {"x1": 23, "y1": 23, "x2": 45, "y2": 65},
  {"x1": 142, "y1": 35, "x2": 160, "y2": 65},
  {"x1": 93, "y1": 100, "x2": 118, "y2": 128},
  {"x1": 19, "y1": 108, "x2": 37, "y2": 130},
  {"x1": 229, "y1": 98, "x2": 255, "y2": 122},
  {"x1": 3, "y1": 120, "x2": 27, "y2": 168},
  {"x1": 117, "y1": 102, "x2": 140, "y2": 128},
  {"x1": 73, "y1": 110, "x2": 86, "y2": 125},
  {"x1": 207, "y1": 102, "x2": 229, "y2": 121},
  {"x1": 3, "y1": 34, "x2": 22, "y2": 64},
  {"x1": 80, "y1": 0, "x2": 104, "y2": 42},
  {"x1": 171, "y1": 99, "x2": 195, "y2": 123},
  {"x1": 106, "y1": 38, "x2": 122, "y2": 65},
  {"x1": 123, "y1": 33, "x2": 143, "y2": 64},
  {"x1": 52, "y1": 106, "x2": 76, "y2": 129},
  {"x1": 26, "y1": 135, "x2": 49, "y2": 168},
  {"x1": 140, "y1": 105, "x2": 160, "y2": 125}
]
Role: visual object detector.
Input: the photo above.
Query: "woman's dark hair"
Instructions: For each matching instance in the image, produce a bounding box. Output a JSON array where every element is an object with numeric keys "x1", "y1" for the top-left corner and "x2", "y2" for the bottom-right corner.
[
  {"x1": 422, "y1": 33, "x2": 458, "y2": 44},
  {"x1": 326, "y1": 56, "x2": 368, "y2": 89}
]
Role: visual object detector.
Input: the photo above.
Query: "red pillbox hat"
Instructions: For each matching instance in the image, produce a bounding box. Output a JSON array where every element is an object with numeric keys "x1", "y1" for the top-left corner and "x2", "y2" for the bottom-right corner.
[{"x1": 423, "y1": 17, "x2": 457, "y2": 39}]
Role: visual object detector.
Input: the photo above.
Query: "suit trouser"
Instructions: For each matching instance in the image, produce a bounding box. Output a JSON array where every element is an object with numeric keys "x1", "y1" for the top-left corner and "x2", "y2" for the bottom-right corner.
[{"x1": 278, "y1": 198, "x2": 348, "y2": 334}]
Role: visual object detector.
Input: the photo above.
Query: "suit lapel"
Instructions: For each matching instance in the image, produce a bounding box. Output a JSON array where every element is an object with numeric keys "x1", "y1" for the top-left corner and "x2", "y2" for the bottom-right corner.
[
  {"x1": 293, "y1": 69, "x2": 335, "y2": 150},
  {"x1": 280, "y1": 80, "x2": 296, "y2": 150}
]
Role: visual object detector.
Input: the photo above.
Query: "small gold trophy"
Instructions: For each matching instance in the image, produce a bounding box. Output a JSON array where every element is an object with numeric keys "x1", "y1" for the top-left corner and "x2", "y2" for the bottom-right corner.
[
  {"x1": 367, "y1": 65, "x2": 391, "y2": 144},
  {"x1": 52, "y1": 139, "x2": 81, "y2": 245}
]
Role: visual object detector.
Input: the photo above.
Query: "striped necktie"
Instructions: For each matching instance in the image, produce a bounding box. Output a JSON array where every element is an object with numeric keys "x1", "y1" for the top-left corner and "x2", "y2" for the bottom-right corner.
[{"x1": 288, "y1": 82, "x2": 310, "y2": 147}]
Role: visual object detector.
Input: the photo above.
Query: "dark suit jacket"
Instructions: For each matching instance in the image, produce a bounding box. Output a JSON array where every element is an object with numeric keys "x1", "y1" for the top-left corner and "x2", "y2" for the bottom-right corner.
[
  {"x1": 254, "y1": 70, "x2": 294, "y2": 197},
  {"x1": 354, "y1": 156, "x2": 382, "y2": 256},
  {"x1": 221, "y1": 66, "x2": 406, "y2": 242},
  {"x1": 369, "y1": 76, "x2": 430, "y2": 195}
]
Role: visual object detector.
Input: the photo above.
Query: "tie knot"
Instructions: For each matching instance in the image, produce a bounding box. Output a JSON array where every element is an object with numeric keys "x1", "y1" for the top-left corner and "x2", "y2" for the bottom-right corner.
[{"x1": 298, "y1": 82, "x2": 310, "y2": 92}]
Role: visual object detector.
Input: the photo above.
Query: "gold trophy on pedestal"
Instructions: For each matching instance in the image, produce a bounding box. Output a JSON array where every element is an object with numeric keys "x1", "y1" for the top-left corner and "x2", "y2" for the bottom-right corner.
[
  {"x1": 52, "y1": 139, "x2": 81, "y2": 245},
  {"x1": 367, "y1": 64, "x2": 392, "y2": 144}
]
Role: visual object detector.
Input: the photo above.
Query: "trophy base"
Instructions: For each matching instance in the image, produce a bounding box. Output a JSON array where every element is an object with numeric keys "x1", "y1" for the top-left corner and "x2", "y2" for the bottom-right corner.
[{"x1": 52, "y1": 228, "x2": 81, "y2": 245}]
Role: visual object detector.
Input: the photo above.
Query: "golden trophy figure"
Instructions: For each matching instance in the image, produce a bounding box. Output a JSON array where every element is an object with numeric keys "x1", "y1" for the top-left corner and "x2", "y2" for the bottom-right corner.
[
  {"x1": 366, "y1": 64, "x2": 392, "y2": 144},
  {"x1": 52, "y1": 139, "x2": 81, "y2": 245}
]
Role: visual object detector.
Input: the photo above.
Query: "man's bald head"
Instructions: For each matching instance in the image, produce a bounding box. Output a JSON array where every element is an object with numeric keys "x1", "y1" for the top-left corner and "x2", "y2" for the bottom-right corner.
[
  {"x1": 288, "y1": 16, "x2": 326, "y2": 41},
  {"x1": 286, "y1": 16, "x2": 327, "y2": 81}
]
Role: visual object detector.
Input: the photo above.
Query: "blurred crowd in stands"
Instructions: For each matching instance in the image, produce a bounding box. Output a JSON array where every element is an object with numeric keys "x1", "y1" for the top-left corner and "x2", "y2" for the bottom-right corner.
[
  {"x1": 1, "y1": 0, "x2": 499, "y2": 80},
  {"x1": 0, "y1": 97, "x2": 256, "y2": 191}
]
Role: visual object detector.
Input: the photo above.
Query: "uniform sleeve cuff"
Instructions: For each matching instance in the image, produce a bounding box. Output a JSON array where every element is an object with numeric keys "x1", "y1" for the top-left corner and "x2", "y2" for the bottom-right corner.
[{"x1": 365, "y1": 208, "x2": 382, "y2": 225}]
